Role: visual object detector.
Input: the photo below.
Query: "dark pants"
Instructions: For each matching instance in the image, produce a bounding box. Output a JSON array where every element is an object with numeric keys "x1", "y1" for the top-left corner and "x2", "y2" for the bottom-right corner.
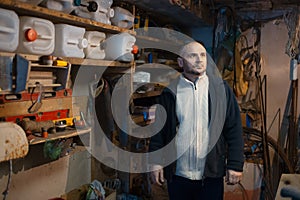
[{"x1": 167, "y1": 175, "x2": 224, "y2": 200}]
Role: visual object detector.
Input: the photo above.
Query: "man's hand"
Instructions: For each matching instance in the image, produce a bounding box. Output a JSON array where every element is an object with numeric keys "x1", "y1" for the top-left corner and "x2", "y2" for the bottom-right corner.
[
  {"x1": 226, "y1": 169, "x2": 243, "y2": 185},
  {"x1": 150, "y1": 165, "x2": 164, "y2": 186}
]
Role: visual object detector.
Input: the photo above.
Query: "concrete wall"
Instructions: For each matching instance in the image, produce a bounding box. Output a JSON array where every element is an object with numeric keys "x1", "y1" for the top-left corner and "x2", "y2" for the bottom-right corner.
[
  {"x1": 260, "y1": 21, "x2": 298, "y2": 139},
  {"x1": 0, "y1": 144, "x2": 91, "y2": 200}
]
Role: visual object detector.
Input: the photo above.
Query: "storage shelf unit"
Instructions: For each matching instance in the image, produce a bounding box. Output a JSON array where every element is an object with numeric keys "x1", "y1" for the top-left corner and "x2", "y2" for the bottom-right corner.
[{"x1": 0, "y1": 0, "x2": 136, "y2": 35}]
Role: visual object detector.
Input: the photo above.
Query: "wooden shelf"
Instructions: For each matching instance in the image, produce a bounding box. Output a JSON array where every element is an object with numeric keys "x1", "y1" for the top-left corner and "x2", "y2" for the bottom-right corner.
[
  {"x1": 29, "y1": 127, "x2": 91, "y2": 145},
  {"x1": 27, "y1": 83, "x2": 62, "y2": 88},
  {"x1": 64, "y1": 57, "x2": 133, "y2": 67},
  {"x1": 30, "y1": 63, "x2": 68, "y2": 69},
  {"x1": 0, "y1": 52, "x2": 132, "y2": 68},
  {"x1": 0, "y1": 0, "x2": 135, "y2": 35}
]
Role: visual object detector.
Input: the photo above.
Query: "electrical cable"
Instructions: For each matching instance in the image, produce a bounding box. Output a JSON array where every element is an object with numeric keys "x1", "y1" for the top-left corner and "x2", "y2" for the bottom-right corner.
[
  {"x1": 238, "y1": 182, "x2": 250, "y2": 200},
  {"x1": 243, "y1": 126, "x2": 295, "y2": 199},
  {"x1": 243, "y1": 127, "x2": 294, "y2": 173},
  {"x1": 2, "y1": 160, "x2": 12, "y2": 200},
  {"x1": 255, "y1": 158, "x2": 274, "y2": 200}
]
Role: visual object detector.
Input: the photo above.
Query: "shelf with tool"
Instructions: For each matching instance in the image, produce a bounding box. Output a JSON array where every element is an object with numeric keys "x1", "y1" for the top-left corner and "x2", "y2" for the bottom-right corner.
[
  {"x1": 28, "y1": 127, "x2": 91, "y2": 145},
  {"x1": 0, "y1": 0, "x2": 137, "y2": 151},
  {"x1": 0, "y1": 1, "x2": 140, "y2": 199}
]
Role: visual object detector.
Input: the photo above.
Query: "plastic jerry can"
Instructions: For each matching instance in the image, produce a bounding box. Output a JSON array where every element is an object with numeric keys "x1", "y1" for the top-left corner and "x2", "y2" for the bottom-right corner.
[
  {"x1": 84, "y1": 31, "x2": 106, "y2": 59},
  {"x1": 39, "y1": 0, "x2": 75, "y2": 14},
  {"x1": 53, "y1": 24, "x2": 88, "y2": 58},
  {"x1": 0, "y1": 8, "x2": 19, "y2": 52},
  {"x1": 17, "y1": 16, "x2": 55, "y2": 55},
  {"x1": 111, "y1": 7, "x2": 134, "y2": 29},
  {"x1": 73, "y1": 0, "x2": 114, "y2": 24},
  {"x1": 104, "y1": 33, "x2": 136, "y2": 62}
]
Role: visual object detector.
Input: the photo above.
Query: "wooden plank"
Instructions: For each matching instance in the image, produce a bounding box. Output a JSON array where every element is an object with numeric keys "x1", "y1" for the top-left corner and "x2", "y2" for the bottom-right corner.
[
  {"x1": 0, "y1": 52, "x2": 132, "y2": 68},
  {"x1": 30, "y1": 63, "x2": 68, "y2": 69},
  {"x1": 27, "y1": 83, "x2": 62, "y2": 88},
  {"x1": 65, "y1": 57, "x2": 132, "y2": 67},
  {"x1": 29, "y1": 128, "x2": 91, "y2": 145},
  {"x1": 0, "y1": 0, "x2": 135, "y2": 35}
]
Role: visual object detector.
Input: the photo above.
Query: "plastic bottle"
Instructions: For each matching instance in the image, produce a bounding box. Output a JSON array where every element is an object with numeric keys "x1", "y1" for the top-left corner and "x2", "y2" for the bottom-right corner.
[
  {"x1": 104, "y1": 33, "x2": 136, "y2": 62},
  {"x1": 111, "y1": 7, "x2": 134, "y2": 29},
  {"x1": 53, "y1": 24, "x2": 88, "y2": 58},
  {"x1": 0, "y1": 8, "x2": 19, "y2": 52},
  {"x1": 84, "y1": 31, "x2": 106, "y2": 59},
  {"x1": 17, "y1": 16, "x2": 55, "y2": 55}
]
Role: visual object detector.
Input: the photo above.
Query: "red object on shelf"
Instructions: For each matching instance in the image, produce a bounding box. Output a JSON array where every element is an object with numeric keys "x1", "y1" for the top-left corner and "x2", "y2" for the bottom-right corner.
[
  {"x1": 4, "y1": 109, "x2": 70, "y2": 123},
  {"x1": 25, "y1": 28, "x2": 37, "y2": 42},
  {"x1": 132, "y1": 45, "x2": 139, "y2": 54}
]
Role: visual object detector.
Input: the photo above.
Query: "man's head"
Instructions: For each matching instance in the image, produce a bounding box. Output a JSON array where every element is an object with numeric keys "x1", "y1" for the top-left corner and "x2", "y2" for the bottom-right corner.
[{"x1": 177, "y1": 41, "x2": 207, "y2": 80}]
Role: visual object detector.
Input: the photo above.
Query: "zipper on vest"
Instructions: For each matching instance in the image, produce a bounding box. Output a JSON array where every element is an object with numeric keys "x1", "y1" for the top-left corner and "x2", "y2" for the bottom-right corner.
[{"x1": 202, "y1": 175, "x2": 206, "y2": 187}]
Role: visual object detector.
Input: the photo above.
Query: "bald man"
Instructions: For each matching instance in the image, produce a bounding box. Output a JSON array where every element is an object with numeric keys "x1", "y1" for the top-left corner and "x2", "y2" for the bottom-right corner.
[{"x1": 149, "y1": 41, "x2": 244, "y2": 200}]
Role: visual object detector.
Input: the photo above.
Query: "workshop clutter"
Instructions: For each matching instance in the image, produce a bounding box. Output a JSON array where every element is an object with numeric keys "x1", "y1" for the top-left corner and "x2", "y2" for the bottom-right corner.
[{"x1": 60, "y1": 179, "x2": 119, "y2": 200}]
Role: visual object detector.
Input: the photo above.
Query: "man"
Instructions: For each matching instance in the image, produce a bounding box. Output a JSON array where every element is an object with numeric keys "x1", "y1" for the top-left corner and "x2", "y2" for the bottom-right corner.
[{"x1": 149, "y1": 41, "x2": 244, "y2": 200}]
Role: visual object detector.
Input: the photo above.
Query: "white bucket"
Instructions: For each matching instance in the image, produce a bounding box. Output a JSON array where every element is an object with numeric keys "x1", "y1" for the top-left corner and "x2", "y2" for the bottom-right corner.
[
  {"x1": 53, "y1": 24, "x2": 88, "y2": 58},
  {"x1": 84, "y1": 31, "x2": 106, "y2": 59},
  {"x1": 73, "y1": 0, "x2": 114, "y2": 24},
  {"x1": 17, "y1": 16, "x2": 55, "y2": 55},
  {"x1": 104, "y1": 33, "x2": 136, "y2": 62},
  {"x1": 0, "y1": 8, "x2": 19, "y2": 52},
  {"x1": 111, "y1": 7, "x2": 134, "y2": 29},
  {"x1": 39, "y1": 0, "x2": 75, "y2": 13}
]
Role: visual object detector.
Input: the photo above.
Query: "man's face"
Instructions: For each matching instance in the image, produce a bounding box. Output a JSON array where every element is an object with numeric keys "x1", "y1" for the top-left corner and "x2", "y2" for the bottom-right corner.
[{"x1": 179, "y1": 42, "x2": 207, "y2": 77}]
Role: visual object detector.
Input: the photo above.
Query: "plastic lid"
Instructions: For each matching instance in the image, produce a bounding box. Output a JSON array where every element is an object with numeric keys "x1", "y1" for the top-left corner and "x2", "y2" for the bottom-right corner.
[
  {"x1": 25, "y1": 28, "x2": 37, "y2": 42},
  {"x1": 78, "y1": 38, "x2": 88, "y2": 49},
  {"x1": 87, "y1": 1, "x2": 98, "y2": 12},
  {"x1": 132, "y1": 45, "x2": 139, "y2": 54},
  {"x1": 108, "y1": 8, "x2": 114, "y2": 18}
]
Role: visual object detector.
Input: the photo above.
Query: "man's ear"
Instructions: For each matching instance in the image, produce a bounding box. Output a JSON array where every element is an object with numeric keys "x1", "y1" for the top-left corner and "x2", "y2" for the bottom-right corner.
[{"x1": 177, "y1": 57, "x2": 183, "y2": 68}]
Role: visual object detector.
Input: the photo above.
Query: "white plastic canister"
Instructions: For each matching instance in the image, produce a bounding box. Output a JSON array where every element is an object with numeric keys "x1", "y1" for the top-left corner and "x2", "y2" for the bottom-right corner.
[
  {"x1": 111, "y1": 7, "x2": 134, "y2": 29},
  {"x1": 104, "y1": 33, "x2": 136, "y2": 62},
  {"x1": 53, "y1": 24, "x2": 88, "y2": 58},
  {"x1": 84, "y1": 31, "x2": 106, "y2": 59},
  {"x1": 0, "y1": 8, "x2": 19, "y2": 52},
  {"x1": 73, "y1": 0, "x2": 114, "y2": 24},
  {"x1": 17, "y1": 16, "x2": 55, "y2": 55},
  {"x1": 39, "y1": 0, "x2": 75, "y2": 13}
]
